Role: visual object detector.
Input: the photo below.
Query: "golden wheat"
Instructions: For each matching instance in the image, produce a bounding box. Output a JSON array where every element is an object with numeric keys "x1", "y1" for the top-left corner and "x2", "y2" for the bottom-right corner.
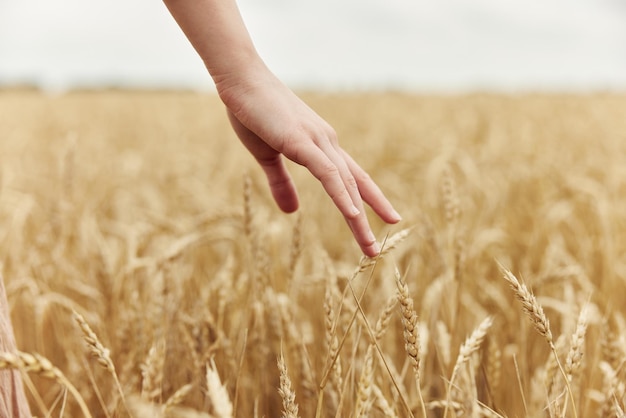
[{"x1": 1, "y1": 90, "x2": 626, "y2": 417}]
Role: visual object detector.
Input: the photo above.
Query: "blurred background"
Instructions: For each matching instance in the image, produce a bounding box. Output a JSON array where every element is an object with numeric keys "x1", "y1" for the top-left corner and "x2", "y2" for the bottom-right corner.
[{"x1": 0, "y1": 0, "x2": 625, "y2": 92}]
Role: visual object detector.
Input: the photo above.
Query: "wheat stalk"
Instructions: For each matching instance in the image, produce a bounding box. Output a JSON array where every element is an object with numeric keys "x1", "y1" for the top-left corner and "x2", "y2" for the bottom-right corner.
[
  {"x1": 288, "y1": 213, "x2": 302, "y2": 278},
  {"x1": 436, "y1": 320, "x2": 452, "y2": 368}
]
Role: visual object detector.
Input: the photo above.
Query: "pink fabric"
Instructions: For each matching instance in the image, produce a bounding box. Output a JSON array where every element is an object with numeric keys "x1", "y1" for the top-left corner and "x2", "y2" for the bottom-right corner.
[{"x1": 0, "y1": 275, "x2": 31, "y2": 418}]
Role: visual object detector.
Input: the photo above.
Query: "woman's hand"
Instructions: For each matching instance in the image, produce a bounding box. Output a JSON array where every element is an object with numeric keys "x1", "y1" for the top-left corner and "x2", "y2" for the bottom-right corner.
[
  {"x1": 218, "y1": 69, "x2": 401, "y2": 256},
  {"x1": 164, "y1": 0, "x2": 401, "y2": 256}
]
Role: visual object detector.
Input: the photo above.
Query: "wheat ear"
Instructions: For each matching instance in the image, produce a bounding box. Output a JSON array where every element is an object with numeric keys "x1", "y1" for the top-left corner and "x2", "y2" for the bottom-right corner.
[
  {"x1": 72, "y1": 310, "x2": 131, "y2": 416},
  {"x1": 598, "y1": 361, "x2": 625, "y2": 418},
  {"x1": 141, "y1": 340, "x2": 166, "y2": 402},
  {"x1": 549, "y1": 304, "x2": 587, "y2": 415},
  {"x1": 443, "y1": 316, "x2": 493, "y2": 418},
  {"x1": 162, "y1": 383, "x2": 193, "y2": 413},
  {"x1": 323, "y1": 281, "x2": 343, "y2": 396},
  {"x1": 0, "y1": 351, "x2": 93, "y2": 418},
  {"x1": 354, "y1": 345, "x2": 375, "y2": 418},
  {"x1": 395, "y1": 269, "x2": 421, "y2": 378},
  {"x1": 486, "y1": 336, "x2": 501, "y2": 395},
  {"x1": 72, "y1": 311, "x2": 115, "y2": 372},
  {"x1": 600, "y1": 317, "x2": 624, "y2": 370},
  {"x1": 565, "y1": 304, "x2": 589, "y2": 380},
  {"x1": 372, "y1": 384, "x2": 398, "y2": 418},
  {"x1": 206, "y1": 358, "x2": 233, "y2": 418},
  {"x1": 356, "y1": 228, "x2": 412, "y2": 273},
  {"x1": 374, "y1": 296, "x2": 397, "y2": 342},
  {"x1": 353, "y1": 295, "x2": 397, "y2": 418},
  {"x1": 500, "y1": 268, "x2": 553, "y2": 343},
  {"x1": 395, "y1": 268, "x2": 427, "y2": 418},
  {"x1": 278, "y1": 351, "x2": 300, "y2": 418},
  {"x1": 498, "y1": 264, "x2": 578, "y2": 418},
  {"x1": 453, "y1": 316, "x2": 493, "y2": 375},
  {"x1": 319, "y1": 239, "x2": 414, "y2": 418}
]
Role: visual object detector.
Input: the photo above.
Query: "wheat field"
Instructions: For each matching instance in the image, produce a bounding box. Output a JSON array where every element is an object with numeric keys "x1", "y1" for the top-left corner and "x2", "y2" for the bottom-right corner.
[{"x1": 1, "y1": 89, "x2": 625, "y2": 417}]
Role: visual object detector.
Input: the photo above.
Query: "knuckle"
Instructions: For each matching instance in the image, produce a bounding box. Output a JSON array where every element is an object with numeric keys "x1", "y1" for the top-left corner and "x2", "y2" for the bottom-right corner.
[
  {"x1": 317, "y1": 163, "x2": 340, "y2": 181},
  {"x1": 256, "y1": 154, "x2": 281, "y2": 167},
  {"x1": 330, "y1": 188, "x2": 351, "y2": 207},
  {"x1": 344, "y1": 174, "x2": 358, "y2": 191},
  {"x1": 269, "y1": 175, "x2": 290, "y2": 189},
  {"x1": 354, "y1": 170, "x2": 372, "y2": 184},
  {"x1": 326, "y1": 126, "x2": 338, "y2": 145}
]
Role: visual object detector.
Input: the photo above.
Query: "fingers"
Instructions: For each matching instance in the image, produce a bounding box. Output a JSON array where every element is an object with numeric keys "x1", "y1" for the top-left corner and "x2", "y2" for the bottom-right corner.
[
  {"x1": 311, "y1": 153, "x2": 361, "y2": 219},
  {"x1": 302, "y1": 141, "x2": 403, "y2": 257},
  {"x1": 228, "y1": 108, "x2": 399, "y2": 257},
  {"x1": 290, "y1": 139, "x2": 381, "y2": 256},
  {"x1": 347, "y1": 211, "x2": 381, "y2": 257},
  {"x1": 341, "y1": 150, "x2": 402, "y2": 224},
  {"x1": 319, "y1": 144, "x2": 382, "y2": 257}
]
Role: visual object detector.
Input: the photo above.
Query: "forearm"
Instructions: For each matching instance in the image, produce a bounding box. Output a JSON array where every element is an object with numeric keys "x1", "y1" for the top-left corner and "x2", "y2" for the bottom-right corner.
[{"x1": 163, "y1": 0, "x2": 267, "y2": 89}]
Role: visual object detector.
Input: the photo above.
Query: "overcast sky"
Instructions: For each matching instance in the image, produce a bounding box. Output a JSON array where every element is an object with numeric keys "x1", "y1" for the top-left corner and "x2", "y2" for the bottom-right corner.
[{"x1": 1, "y1": 0, "x2": 625, "y2": 92}]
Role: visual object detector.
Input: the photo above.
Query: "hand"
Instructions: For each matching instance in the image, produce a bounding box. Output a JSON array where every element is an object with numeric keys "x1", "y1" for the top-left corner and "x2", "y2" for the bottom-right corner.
[
  {"x1": 217, "y1": 68, "x2": 401, "y2": 257},
  {"x1": 162, "y1": 0, "x2": 400, "y2": 255}
]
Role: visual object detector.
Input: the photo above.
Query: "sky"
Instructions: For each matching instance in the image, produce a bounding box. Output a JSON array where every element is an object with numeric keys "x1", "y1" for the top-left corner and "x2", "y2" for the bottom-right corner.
[{"x1": 0, "y1": 0, "x2": 625, "y2": 92}]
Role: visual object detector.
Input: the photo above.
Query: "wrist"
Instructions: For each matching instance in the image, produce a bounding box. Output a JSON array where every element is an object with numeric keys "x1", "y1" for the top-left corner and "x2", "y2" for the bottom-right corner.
[{"x1": 211, "y1": 55, "x2": 278, "y2": 108}]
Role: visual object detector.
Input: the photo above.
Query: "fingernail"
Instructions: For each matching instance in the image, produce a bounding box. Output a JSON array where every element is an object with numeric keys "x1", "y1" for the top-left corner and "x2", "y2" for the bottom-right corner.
[
  {"x1": 349, "y1": 205, "x2": 360, "y2": 217},
  {"x1": 391, "y1": 209, "x2": 402, "y2": 221},
  {"x1": 367, "y1": 230, "x2": 377, "y2": 244},
  {"x1": 371, "y1": 241, "x2": 381, "y2": 255}
]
